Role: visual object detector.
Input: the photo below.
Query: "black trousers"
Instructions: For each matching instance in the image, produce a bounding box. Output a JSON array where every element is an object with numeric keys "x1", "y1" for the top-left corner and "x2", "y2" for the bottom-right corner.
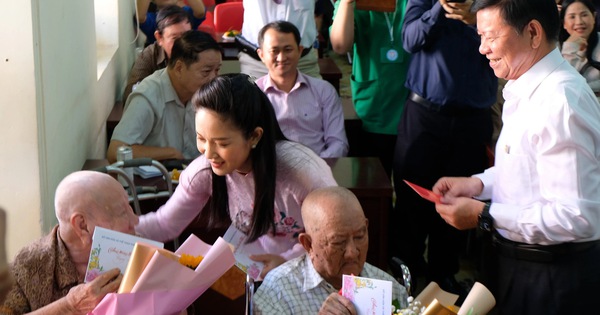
[
  {"x1": 491, "y1": 242, "x2": 600, "y2": 315},
  {"x1": 391, "y1": 98, "x2": 492, "y2": 280}
]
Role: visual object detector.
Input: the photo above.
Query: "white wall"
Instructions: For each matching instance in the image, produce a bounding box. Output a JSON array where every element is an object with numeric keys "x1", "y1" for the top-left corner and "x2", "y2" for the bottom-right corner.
[{"x1": 0, "y1": 0, "x2": 137, "y2": 259}]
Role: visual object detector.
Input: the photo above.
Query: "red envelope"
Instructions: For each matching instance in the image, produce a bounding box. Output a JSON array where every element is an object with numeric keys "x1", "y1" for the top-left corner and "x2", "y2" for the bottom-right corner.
[{"x1": 404, "y1": 180, "x2": 442, "y2": 204}]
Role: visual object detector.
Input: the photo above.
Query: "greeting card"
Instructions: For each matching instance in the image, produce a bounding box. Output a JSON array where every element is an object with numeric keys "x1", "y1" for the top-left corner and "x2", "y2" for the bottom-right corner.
[
  {"x1": 222, "y1": 224, "x2": 264, "y2": 280},
  {"x1": 84, "y1": 227, "x2": 163, "y2": 283},
  {"x1": 342, "y1": 274, "x2": 393, "y2": 315}
]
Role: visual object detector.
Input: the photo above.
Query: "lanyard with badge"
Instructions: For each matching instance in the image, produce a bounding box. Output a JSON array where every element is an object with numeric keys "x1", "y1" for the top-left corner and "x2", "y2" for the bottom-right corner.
[{"x1": 380, "y1": 0, "x2": 404, "y2": 63}]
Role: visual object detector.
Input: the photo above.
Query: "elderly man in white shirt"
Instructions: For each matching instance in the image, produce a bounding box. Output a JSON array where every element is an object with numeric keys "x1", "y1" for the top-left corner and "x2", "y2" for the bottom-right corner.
[
  {"x1": 256, "y1": 21, "x2": 348, "y2": 158},
  {"x1": 253, "y1": 186, "x2": 407, "y2": 315},
  {"x1": 239, "y1": 0, "x2": 320, "y2": 79},
  {"x1": 431, "y1": 0, "x2": 600, "y2": 314}
]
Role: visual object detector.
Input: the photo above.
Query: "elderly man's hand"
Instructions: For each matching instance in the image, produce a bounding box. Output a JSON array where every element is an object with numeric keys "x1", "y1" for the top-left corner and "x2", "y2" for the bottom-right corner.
[
  {"x1": 65, "y1": 268, "x2": 122, "y2": 314},
  {"x1": 435, "y1": 197, "x2": 485, "y2": 230},
  {"x1": 318, "y1": 293, "x2": 357, "y2": 315},
  {"x1": 433, "y1": 176, "x2": 483, "y2": 199},
  {"x1": 439, "y1": 0, "x2": 476, "y2": 25}
]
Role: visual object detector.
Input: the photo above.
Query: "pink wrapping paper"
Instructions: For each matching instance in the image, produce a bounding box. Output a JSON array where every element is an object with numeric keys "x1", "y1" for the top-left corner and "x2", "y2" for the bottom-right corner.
[{"x1": 89, "y1": 235, "x2": 235, "y2": 315}]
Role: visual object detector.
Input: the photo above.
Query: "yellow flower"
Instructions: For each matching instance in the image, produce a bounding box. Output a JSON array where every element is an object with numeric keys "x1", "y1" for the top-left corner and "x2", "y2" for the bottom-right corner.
[
  {"x1": 179, "y1": 254, "x2": 204, "y2": 269},
  {"x1": 171, "y1": 168, "x2": 180, "y2": 181}
]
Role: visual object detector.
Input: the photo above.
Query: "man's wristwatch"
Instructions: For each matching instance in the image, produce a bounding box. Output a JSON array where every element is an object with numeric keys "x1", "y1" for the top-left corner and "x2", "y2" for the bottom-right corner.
[{"x1": 478, "y1": 202, "x2": 493, "y2": 232}]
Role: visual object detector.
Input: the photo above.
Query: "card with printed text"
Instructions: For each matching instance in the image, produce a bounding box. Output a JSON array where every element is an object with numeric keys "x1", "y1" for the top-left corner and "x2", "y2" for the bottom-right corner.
[
  {"x1": 222, "y1": 225, "x2": 264, "y2": 280},
  {"x1": 342, "y1": 275, "x2": 393, "y2": 315},
  {"x1": 84, "y1": 227, "x2": 163, "y2": 283}
]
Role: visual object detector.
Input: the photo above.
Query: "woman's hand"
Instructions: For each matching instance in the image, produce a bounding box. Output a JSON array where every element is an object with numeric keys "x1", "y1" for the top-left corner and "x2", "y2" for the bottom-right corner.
[{"x1": 566, "y1": 35, "x2": 588, "y2": 52}]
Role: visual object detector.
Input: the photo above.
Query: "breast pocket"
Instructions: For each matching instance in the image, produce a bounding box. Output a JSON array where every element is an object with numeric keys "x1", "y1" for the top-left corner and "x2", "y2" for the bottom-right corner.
[{"x1": 496, "y1": 152, "x2": 535, "y2": 204}]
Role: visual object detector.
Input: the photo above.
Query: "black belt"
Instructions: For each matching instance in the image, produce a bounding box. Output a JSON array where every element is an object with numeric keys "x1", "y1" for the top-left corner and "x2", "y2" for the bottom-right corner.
[
  {"x1": 408, "y1": 91, "x2": 441, "y2": 111},
  {"x1": 493, "y1": 233, "x2": 600, "y2": 263},
  {"x1": 300, "y1": 46, "x2": 312, "y2": 58},
  {"x1": 407, "y1": 91, "x2": 487, "y2": 115}
]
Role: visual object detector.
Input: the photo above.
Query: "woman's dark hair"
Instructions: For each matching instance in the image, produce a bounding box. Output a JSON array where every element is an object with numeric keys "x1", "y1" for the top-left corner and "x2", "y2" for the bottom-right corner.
[
  {"x1": 192, "y1": 73, "x2": 287, "y2": 243},
  {"x1": 559, "y1": 0, "x2": 600, "y2": 70},
  {"x1": 471, "y1": 0, "x2": 560, "y2": 42},
  {"x1": 168, "y1": 30, "x2": 222, "y2": 68},
  {"x1": 156, "y1": 5, "x2": 191, "y2": 34}
]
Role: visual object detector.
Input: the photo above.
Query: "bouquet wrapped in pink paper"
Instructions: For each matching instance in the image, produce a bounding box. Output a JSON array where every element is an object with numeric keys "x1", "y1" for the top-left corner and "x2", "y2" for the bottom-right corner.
[
  {"x1": 88, "y1": 234, "x2": 235, "y2": 315},
  {"x1": 394, "y1": 281, "x2": 496, "y2": 315}
]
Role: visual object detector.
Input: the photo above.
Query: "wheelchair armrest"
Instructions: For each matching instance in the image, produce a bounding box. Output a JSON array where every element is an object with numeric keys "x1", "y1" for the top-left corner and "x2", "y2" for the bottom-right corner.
[{"x1": 389, "y1": 257, "x2": 412, "y2": 297}]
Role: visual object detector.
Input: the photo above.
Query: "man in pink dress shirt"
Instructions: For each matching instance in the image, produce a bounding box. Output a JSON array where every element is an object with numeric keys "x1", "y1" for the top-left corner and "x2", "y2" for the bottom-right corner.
[{"x1": 255, "y1": 21, "x2": 349, "y2": 158}]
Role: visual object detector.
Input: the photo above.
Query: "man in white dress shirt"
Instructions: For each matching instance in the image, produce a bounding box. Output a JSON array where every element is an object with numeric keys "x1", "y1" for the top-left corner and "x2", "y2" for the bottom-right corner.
[
  {"x1": 431, "y1": 0, "x2": 600, "y2": 314},
  {"x1": 255, "y1": 21, "x2": 348, "y2": 158},
  {"x1": 239, "y1": 0, "x2": 320, "y2": 79}
]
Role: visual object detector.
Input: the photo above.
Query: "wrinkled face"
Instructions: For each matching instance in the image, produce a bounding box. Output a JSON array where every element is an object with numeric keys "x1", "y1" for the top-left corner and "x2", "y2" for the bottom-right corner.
[
  {"x1": 258, "y1": 28, "x2": 302, "y2": 79},
  {"x1": 195, "y1": 108, "x2": 259, "y2": 176},
  {"x1": 90, "y1": 181, "x2": 139, "y2": 238},
  {"x1": 309, "y1": 214, "x2": 369, "y2": 288},
  {"x1": 156, "y1": 21, "x2": 192, "y2": 58},
  {"x1": 177, "y1": 50, "x2": 222, "y2": 96},
  {"x1": 477, "y1": 7, "x2": 536, "y2": 80},
  {"x1": 563, "y1": 2, "x2": 596, "y2": 39}
]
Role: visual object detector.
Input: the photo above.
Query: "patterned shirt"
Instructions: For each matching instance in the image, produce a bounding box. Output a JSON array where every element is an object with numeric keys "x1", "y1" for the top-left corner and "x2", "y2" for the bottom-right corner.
[
  {"x1": 254, "y1": 254, "x2": 408, "y2": 314},
  {"x1": 0, "y1": 225, "x2": 80, "y2": 314}
]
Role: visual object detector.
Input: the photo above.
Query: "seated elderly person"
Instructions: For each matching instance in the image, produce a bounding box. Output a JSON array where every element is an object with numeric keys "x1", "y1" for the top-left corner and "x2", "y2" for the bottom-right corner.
[
  {"x1": 256, "y1": 21, "x2": 349, "y2": 158},
  {"x1": 107, "y1": 30, "x2": 222, "y2": 163},
  {"x1": 254, "y1": 186, "x2": 407, "y2": 314},
  {"x1": 0, "y1": 171, "x2": 139, "y2": 314},
  {"x1": 122, "y1": 5, "x2": 193, "y2": 102}
]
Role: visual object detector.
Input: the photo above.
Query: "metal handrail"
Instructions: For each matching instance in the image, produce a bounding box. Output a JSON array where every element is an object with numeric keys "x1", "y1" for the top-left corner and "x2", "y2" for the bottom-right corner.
[
  {"x1": 245, "y1": 274, "x2": 254, "y2": 315},
  {"x1": 92, "y1": 165, "x2": 142, "y2": 216}
]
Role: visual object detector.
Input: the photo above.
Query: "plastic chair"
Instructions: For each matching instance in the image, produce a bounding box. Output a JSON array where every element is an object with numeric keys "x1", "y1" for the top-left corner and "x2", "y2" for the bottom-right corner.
[
  {"x1": 213, "y1": 2, "x2": 244, "y2": 32},
  {"x1": 198, "y1": 11, "x2": 217, "y2": 41},
  {"x1": 203, "y1": 0, "x2": 216, "y2": 9}
]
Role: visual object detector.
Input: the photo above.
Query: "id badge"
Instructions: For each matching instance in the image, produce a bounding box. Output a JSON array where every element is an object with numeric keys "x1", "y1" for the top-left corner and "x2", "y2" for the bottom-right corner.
[{"x1": 380, "y1": 46, "x2": 402, "y2": 64}]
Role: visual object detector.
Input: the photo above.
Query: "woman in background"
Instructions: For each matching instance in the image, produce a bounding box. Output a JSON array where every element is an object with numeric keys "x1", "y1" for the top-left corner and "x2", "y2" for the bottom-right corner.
[
  {"x1": 560, "y1": 0, "x2": 600, "y2": 98},
  {"x1": 136, "y1": 74, "x2": 337, "y2": 278}
]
